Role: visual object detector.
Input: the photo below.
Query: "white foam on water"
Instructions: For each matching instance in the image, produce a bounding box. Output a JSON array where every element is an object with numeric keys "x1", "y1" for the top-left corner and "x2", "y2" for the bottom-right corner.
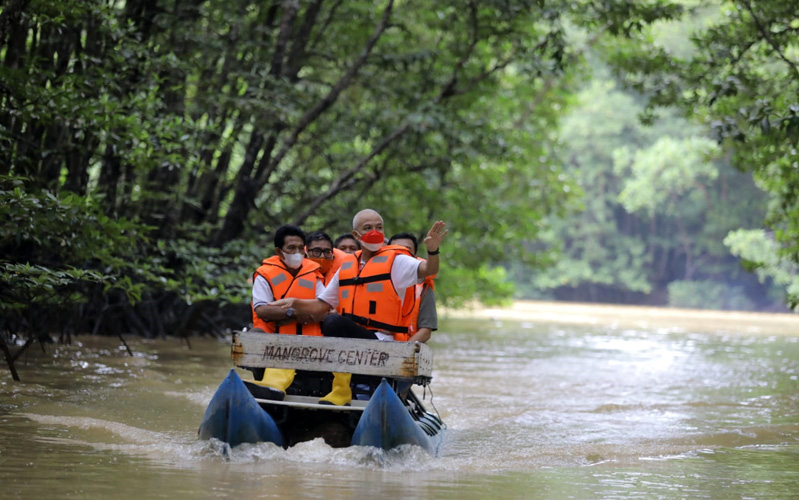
[
  {"x1": 23, "y1": 413, "x2": 171, "y2": 445},
  {"x1": 163, "y1": 389, "x2": 214, "y2": 407},
  {"x1": 19, "y1": 412, "x2": 444, "y2": 472},
  {"x1": 22, "y1": 412, "x2": 282, "y2": 467},
  {"x1": 278, "y1": 438, "x2": 437, "y2": 471}
]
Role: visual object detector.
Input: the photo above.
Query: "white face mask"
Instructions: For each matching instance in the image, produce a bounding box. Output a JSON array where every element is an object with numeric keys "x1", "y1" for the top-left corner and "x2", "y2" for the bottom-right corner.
[{"x1": 282, "y1": 252, "x2": 304, "y2": 269}]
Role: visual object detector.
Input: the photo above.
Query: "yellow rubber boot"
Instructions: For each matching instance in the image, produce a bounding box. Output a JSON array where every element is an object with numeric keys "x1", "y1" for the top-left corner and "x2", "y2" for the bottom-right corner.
[
  {"x1": 253, "y1": 368, "x2": 295, "y2": 401},
  {"x1": 319, "y1": 372, "x2": 352, "y2": 406}
]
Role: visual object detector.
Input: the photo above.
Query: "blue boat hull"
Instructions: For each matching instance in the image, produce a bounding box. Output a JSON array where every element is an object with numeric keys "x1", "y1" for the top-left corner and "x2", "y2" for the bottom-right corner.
[
  {"x1": 199, "y1": 371, "x2": 443, "y2": 454},
  {"x1": 351, "y1": 378, "x2": 441, "y2": 454},
  {"x1": 198, "y1": 369, "x2": 284, "y2": 448}
]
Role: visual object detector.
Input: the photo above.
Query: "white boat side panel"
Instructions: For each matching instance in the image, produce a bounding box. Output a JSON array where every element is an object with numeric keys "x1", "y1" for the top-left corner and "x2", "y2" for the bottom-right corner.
[{"x1": 231, "y1": 331, "x2": 433, "y2": 378}]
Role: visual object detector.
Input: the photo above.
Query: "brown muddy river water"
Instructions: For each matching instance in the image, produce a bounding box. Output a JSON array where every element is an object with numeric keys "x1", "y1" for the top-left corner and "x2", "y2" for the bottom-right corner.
[{"x1": 2, "y1": 304, "x2": 799, "y2": 499}]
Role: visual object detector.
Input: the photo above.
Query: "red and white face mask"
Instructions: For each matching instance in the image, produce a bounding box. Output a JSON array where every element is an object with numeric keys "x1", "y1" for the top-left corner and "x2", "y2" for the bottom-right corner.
[{"x1": 357, "y1": 229, "x2": 384, "y2": 252}]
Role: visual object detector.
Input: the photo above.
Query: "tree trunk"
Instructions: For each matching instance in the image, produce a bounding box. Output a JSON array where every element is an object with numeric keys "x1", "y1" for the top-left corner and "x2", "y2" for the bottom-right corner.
[
  {"x1": 213, "y1": 0, "x2": 396, "y2": 245},
  {"x1": 98, "y1": 142, "x2": 122, "y2": 213},
  {"x1": 0, "y1": 0, "x2": 32, "y2": 43},
  {"x1": 212, "y1": 130, "x2": 265, "y2": 245},
  {"x1": 1, "y1": 337, "x2": 22, "y2": 381}
]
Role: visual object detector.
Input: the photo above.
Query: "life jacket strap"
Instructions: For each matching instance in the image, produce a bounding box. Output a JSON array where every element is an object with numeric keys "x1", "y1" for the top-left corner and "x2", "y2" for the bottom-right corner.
[
  {"x1": 342, "y1": 313, "x2": 409, "y2": 334},
  {"x1": 272, "y1": 318, "x2": 302, "y2": 335},
  {"x1": 339, "y1": 272, "x2": 391, "y2": 287}
]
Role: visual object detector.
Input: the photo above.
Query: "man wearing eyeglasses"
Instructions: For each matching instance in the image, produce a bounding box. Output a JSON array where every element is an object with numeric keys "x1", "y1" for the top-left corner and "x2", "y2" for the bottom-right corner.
[
  {"x1": 305, "y1": 231, "x2": 349, "y2": 286},
  {"x1": 249, "y1": 224, "x2": 326, "y2": 400}
]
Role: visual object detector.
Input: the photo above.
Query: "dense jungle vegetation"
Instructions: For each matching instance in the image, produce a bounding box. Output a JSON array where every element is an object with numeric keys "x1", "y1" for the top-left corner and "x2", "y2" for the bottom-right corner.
[{"x1": 2, "y1": 0, "x2": 798, "y2": 355}]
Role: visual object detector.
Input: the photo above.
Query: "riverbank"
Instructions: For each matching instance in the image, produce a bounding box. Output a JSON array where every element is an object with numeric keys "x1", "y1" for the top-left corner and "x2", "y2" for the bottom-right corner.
[{"x1": 443, "y1": 300, "x2": 799, "y2": 335}]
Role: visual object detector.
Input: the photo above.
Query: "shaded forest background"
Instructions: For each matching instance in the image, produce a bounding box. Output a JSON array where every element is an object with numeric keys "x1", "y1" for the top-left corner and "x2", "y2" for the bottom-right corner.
[{"x1": 2, "y1": 0, "x2": 798, "y2": 347}]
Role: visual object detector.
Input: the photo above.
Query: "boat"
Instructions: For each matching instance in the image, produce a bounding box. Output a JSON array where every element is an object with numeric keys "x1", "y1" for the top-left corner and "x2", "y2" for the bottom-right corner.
[{"x1": 198, "y1": 330, "x2": 445, "y2": 454}]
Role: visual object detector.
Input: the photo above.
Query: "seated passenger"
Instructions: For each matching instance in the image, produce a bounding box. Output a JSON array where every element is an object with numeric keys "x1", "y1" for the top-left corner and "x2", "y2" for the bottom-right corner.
[
  {"x1": 334, "y1": 233, "x2": 360, "y2": 255},
  {"x1": 305, "y1": 230, "x2": 349, "y2": 286},
  {"x1": 388, "y1": 232, "x2": 438, "y2": 344},
  {"x1": 250, "y1": 225, "x2": 325, "y2": 400}
]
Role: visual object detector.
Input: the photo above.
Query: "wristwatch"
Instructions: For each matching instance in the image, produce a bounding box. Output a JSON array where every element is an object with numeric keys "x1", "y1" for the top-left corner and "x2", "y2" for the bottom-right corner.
[{"x1": 285, "y1": 307, "x2": 296, "y2": 319}]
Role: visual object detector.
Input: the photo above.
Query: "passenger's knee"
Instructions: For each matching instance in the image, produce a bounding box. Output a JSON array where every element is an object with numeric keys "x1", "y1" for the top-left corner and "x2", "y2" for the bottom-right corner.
[{"x1": 322, "y1": 314, "x2": 346, "y2": 336}]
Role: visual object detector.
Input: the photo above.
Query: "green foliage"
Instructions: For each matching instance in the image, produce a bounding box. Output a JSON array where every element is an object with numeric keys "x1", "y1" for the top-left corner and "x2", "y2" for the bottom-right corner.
[
  {"x1": 516, "y1": 55, "x2": 776, "y2": 306},
  {"x1": 151, "y1": 237, "x2": 261, "y2": 307},
  {"x1": 0, "y1": 175, "x2": 264, "y2": 336},
  {"x1": 667, "y1": 280, "x2": 755, "y2": 311},
  {"x1": 724, "y1": 229, "x2": 799, "y2": 310},
  {"x1": 1, "y1": 0, "x2": 729, "y2": 336},
  {"x1": 514, "y1": 74, "x2": 659, "y2": 300},
  {"x1": 507, "y1": 2, "x2": 793, "y2": 310},
  {"x1": 440, "y1": 265, "x2": 515, "y2": 309},
  {"x1": 0, "y1": 176, "x2": 147, "y2": 268},
  {"x1": 614, "y1": 136, "x2": 720, "y2": 216},
  {"x1": 604, "y1": 0, "x2": 799, "y2": 308},
  {"x1": 2, "y1": 0, "x2": 590, "y2": 313},
  {"x1": 0, "y1": 263, "x2": 112, "y2": 308},
  {"x1": 0, "y1": 175, "x2": 147, "y2": 330}
]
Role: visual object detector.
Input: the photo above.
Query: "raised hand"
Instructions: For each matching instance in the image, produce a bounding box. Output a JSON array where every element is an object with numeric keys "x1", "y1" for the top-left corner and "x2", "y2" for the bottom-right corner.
[{"x1": 423, "y1": 220, "x2": 448, "y2": 253}]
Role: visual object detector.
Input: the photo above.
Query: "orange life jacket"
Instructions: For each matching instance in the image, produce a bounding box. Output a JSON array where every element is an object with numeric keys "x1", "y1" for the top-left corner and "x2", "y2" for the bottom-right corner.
[
  {"x1": 408, "y1": 258, "x2": 436, "y2": 338},
  {"x1": 251, "y1": 255, "x2": 322, "y2": 336},
  {"x1": 323, "y1": 247, "x2": 349, "y2": 286},
  {"x1": 337, "y1": 245, "x2": 417, "y2": 341}
]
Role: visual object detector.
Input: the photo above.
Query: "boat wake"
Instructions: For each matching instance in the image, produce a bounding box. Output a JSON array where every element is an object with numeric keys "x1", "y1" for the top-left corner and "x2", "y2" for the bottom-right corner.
[
  {"x1": 163, "y1": 389, "x2": 213, "y2": 407},
  {"x1": 20, "y1": 413, "x2": 438, "y2": 472},
  {"x1": 281, "y1": 438, "x2": 435, "y2": 471}
]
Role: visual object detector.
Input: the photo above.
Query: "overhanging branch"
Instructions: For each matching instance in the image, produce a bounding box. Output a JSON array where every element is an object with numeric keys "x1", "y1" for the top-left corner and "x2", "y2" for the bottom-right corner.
[
  {"x1": 257, "y1": 0, "x2": 396, "y2": 187},
  {"x1": 740, "y1": 0, "x2": 799, "y2": 81},
  {"x1": 291, "y1": 122, "x2": 410, "y2": 226}
]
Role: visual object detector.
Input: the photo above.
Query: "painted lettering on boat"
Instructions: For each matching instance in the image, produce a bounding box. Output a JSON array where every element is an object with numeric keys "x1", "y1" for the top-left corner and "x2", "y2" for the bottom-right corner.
[
  {"x1": 260, "y1": 345, "x2": 389, "y2": 367},
  {"x1": 338, "y1": 349, "x2": 389, "y2": 367}
]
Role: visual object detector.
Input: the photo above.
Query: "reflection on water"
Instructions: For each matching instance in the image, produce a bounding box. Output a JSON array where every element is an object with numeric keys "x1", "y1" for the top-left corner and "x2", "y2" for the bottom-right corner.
[{"x1": 1, "y1": 309, "x2": 799, "y2": 499}]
